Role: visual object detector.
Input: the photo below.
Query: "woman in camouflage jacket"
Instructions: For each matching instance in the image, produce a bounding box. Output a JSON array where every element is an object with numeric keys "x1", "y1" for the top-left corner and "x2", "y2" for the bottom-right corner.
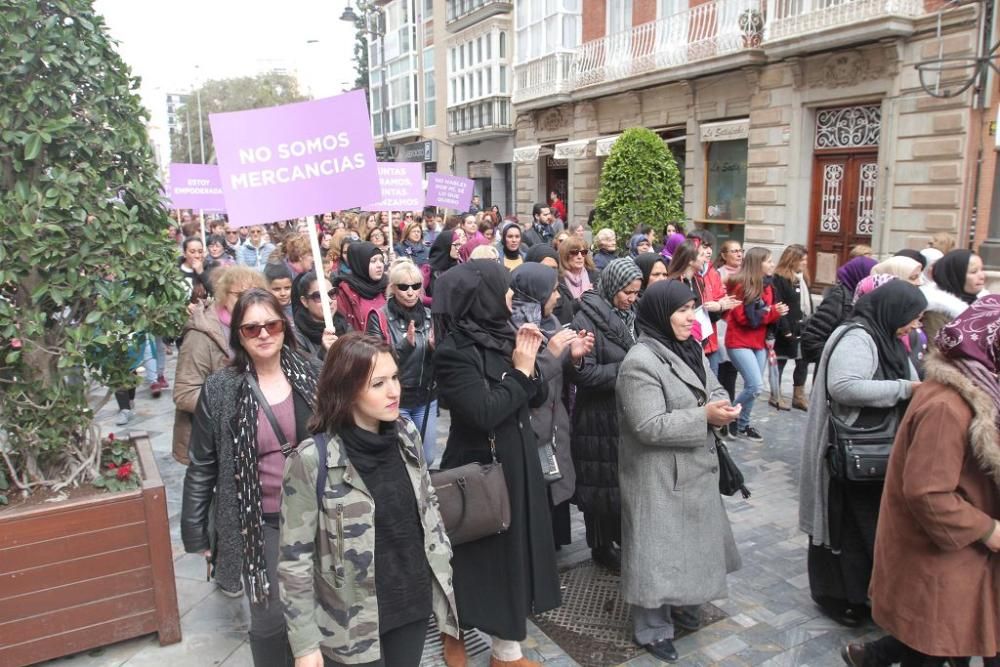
[{"x1": 278, "y1": 333, "x2": 459, "y2": 666}]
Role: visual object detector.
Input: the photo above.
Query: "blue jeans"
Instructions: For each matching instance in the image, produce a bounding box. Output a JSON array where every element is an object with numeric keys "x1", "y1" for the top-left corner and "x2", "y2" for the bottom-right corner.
[
  {"x1": 706, "y1": 349, "x2": 721, "y2": 377},
  {"x1": 400, "y1": 400, "x2": 437, "y2": 467},
  {"x1": 728, "y1": 347, "x2": 766, "y2": 430}
]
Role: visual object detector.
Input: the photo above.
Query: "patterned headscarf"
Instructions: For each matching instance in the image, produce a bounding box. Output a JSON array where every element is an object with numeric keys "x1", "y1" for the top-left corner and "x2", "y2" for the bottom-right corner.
[
  {"x1": 598, "y1": 257, "x2": 642, "y2": 341},
  {"x1": 936, "y1": 295, "x2": 1000, "y2": 427}
]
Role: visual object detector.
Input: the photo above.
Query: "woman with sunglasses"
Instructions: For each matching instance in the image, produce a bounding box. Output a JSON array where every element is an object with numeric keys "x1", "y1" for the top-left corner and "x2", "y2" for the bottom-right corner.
[
  {"x1": 366, "y1": 259, "x2": 438, "y2": 464},
  {"x1": 292, "y1": 271, "x2": 349, "y2": 360},
  {"x1": 182, "y1": 288, "x2": 321, "y2": 666},
  {"x1": 559, "y1": 236, "x2": 598, "y2": 303}
]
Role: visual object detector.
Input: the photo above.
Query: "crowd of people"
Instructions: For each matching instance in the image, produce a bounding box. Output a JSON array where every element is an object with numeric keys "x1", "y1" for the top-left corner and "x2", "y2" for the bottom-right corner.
[{"x1": 154, "y1": 200, "x2": 1000, "y2": 667}]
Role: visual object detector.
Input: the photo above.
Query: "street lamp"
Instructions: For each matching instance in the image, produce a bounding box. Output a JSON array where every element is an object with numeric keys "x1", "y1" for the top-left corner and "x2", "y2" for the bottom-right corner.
[
  {"x1": 341, "y1": 1, "x2": 392, "y2": 161},
  {"x1": 194, "y1": 65, "x2": 206, "y2": 164}
]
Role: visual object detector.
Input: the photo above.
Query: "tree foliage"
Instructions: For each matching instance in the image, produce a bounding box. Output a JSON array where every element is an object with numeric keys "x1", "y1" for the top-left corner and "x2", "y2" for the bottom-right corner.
[
  {"x1": 0, "y1": 0, "x2": 188, "y2": 498},
  {"x1": 353, "y1": 4, "x2": 370, "y2": 105},
  {"x1": 168, "y1": 72, "x2": 309, "y2": 164},
  {"x1": 593, "y1": 127, "x2": 685, "y2": 242}
]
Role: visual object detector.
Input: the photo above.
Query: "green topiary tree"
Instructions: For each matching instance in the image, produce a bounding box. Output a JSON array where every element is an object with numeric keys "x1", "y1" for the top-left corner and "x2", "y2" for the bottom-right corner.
[
  {"x1": 0, "y1": 0, "x2": 188, "y2": 501},
  {"x1": 593, "y1": 127, "x2": 685, "y2": 244}
]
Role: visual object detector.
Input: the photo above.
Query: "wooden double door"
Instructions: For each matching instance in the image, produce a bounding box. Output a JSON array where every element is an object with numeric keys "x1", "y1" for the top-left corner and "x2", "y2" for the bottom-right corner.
[{"x1": 808, "y1": 150, "x2": 879, "y2": 286}]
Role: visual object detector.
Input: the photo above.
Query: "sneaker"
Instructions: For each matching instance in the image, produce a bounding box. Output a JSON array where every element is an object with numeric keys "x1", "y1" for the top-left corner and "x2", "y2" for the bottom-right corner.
[
  {"x1": 115, "y1": 409, "x2": 133, "y2": 426},
  {"x1": 737, "y1": 425, "x2": 763, "y2": 442},
  {"x1": 150, "y1": 375, "x2": 168, "y2": 398}
]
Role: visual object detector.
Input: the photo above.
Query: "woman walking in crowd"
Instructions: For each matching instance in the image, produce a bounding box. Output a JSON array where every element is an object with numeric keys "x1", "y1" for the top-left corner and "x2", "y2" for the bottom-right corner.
[
  {"x1": 593, "y1": 228, "x2": 619, "y2": 271},
  {"x1": 426, "y1": 229, "x2": 465, "y2": 297},
  {"x1": 181, "y1": 289, "x2": 321, "y2": 666},
  {"x1": 365, "y1": 226, "x2": 391, "y2": 261},
  {"x1": 771, "y1": 244, "x2": 813, "y2": 411},
  {"x1": 559, "y1": 236, "x2": 598, "y2": 303},
  {"x1": 921, "y1": 249, "x2": 988, "y2": 342},
  {"x1": 618, "y1": 281, "x2": 742, "y2": 663},
  {"x1": 635, "y1": 253, "x2": 669, "y2": 295},
  {"x1": 799, "y1": 280, "x2": 926, "y2": 628},
  {"x1": 725, "y1": 247, "x2": 788, "y2": 442},
  {"x1": 337, "y1": 241, "x2": 388, "y2": 331},
  {"x1": 571, "y1": 258, "x2": 643, "y2": 571},
  {"x1": 843, "y1": 296, "x2": 1000, "y2": 667},
  {"x1": 525, "y1": 244, "x2": 575, "y2": 325},
  {"x1": 433, "y1": 260, "x2": 560, "y2": 667},
  {"x1": 499, "y1": 221, "x2": 526, "y2": 271},
  {"x1": 291, "y1": 271, "x2": 349, "y2": 361},
  {"x1": 396, "y1": 221, "x2": 430, "y2": 266},
  {"x1": 278, "y1": 333, "x2": 459, "y2": 667},
  {"x1": 509, "y1": 262, "x2": 594, "y2": 552},
  {"x1": 713, "y1": 239, "x2": 744, "y2": 403},
  {"x1": 180, "y1": 236, "x2": 212, "y2": 303},
  {"x1": 800, "y1": 255, "x2": 877, "y2": 364},
  {"x1": 367, "y1": 260, "x2": 438, "y2": 465}
]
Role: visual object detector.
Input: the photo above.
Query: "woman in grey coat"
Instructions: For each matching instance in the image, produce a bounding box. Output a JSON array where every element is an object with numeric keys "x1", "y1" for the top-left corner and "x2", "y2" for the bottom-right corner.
[
  {"x1": 798, "y1": 280, "x2": 926, "y2": 628},
  {"x1": 617, "y1": 281, "x2": 742, "y2": 663}
]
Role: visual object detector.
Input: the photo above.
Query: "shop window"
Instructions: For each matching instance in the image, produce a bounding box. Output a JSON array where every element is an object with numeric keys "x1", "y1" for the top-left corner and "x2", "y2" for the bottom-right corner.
[{"x1": 705, "y1": 139, "x2": 747, "y2": 222}]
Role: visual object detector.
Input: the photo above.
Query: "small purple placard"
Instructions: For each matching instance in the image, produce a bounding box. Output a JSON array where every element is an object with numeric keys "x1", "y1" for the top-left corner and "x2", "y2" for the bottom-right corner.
[
  {"x1": 366, "y1": 162, "x2": 425, "y2": 212},
  {"x1": 209, "y1": 90, "x2": 379, "y2": 228},
  {"x1": 425, "y1": 173, "x2": 474, "y2": 212},
  {"x1": 167, "y1": 163, "x2": 226, "y2": 211}
]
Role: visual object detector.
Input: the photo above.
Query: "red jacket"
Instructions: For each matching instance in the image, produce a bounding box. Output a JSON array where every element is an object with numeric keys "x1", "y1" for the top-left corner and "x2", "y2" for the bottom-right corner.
[
  {"x1": 725, "y1": 282, "x2": 782, "y2": 350},
  {"x1": 551, "y1": 198, "x2": 566, "y2": 221},
  {"x1": 337, "y1": 281, "x2": 387, "y2": 332},
  {"x1": 700, "y1": 265, "x2": 726, "y2": 355}
]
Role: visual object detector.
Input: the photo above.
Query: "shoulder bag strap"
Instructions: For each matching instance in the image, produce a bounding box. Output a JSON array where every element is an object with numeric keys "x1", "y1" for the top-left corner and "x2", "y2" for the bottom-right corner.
[
  {"x1": 313, "y1": 432, "x2": 329, "y2": 507},
  {"x1": 245, "y1": 374, "x2": 295, "y2": 457}
]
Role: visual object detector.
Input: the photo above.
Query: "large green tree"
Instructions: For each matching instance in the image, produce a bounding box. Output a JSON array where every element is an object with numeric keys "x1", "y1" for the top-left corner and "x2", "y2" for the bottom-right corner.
[
  {"x1": 593, "y1": 127, "x2": 685, "y2": 242},
  {"x1": 0, "y1": 0, "x2": 188, "y2": 498},
  {"x1": 169, "y1": 72, "x2": 309, "y2": 164},
  {"x1": 353, "y1": 4, "x2": 370, "y2": 103}
]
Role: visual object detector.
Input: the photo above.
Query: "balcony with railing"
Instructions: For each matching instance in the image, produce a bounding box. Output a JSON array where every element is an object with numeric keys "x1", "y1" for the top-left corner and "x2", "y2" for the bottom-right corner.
[
  {"x1": 446, "y1": 0, "x2": 512, "y2": 33},
  {"x1": 447, "y1": 95, "x2": 514, "y2": 140},
  {"x1": 511, "y1": 51, "x2": 575, "y2": 107},
  {"x1": 766, "y1": 0, "x2": 923, "y2": 55}
]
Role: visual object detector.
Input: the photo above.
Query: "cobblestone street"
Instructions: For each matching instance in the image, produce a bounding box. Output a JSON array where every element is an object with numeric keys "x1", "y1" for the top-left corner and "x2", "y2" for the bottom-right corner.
[{"x1": 42, "y1": 358, "x2": 910, "y2": 666}]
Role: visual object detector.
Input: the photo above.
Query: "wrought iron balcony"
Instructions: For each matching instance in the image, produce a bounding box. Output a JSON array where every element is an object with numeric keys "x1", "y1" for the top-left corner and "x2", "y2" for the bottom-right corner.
[
  {"x1": 767, "y1": 0, "x2": 923, "y2": 44},
  {"x1": 447, "y1": 95, "x2": 513, "y2": 139},
  {"x1": 446, "y1": 0, "x2": 512, "y2": 33},
  {"x1": 511, "y1": 51, "x2": 575, "y2": 107}
]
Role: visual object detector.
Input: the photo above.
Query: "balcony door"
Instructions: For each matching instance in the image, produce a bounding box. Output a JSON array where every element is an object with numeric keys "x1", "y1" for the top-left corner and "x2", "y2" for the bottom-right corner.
[
  {"x1": 656, "y1": 0, "x2": 688, "y2": 67},
  {"x1": 606, "y1": 0, "x2": 633, "y2": 77}
]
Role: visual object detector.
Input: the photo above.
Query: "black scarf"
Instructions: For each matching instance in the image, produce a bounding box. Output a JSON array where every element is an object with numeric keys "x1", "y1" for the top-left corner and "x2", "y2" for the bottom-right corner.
[
  {"x1": 509, "y1": 263, "x2": 560, "y2": 336},
  {"x1": 850, "y1": 280, "x2": 928, "y2": 380},
  {"x1": 341, "y1": 242, "x2": 388, "y2": 300},
  {"x1": 525, "y1": 243, "x2": 559, "y2": 264},
  {"x1": 636, "y1": 280, "x2": 707, "y2": 385},
  {"x1": 431, "y1": 259, "x2": 516, "y2": 354},
  {"x1": 932, "y1": 249, "x2": 977, "y2": 305},
  {"x1": 340, "y1": 422, "x2": 399, "y2": 475},
  {"x1": 634, "y1": 253, "x2": 667, "y2": 291},
  {"x1": 387, "y1": 295, "x2": 426, "y2": 327},
  {"x1": 293, "y1": 306, "x2": 326, "y2": 346},
  {"x1": 532, "y1": 220, "x2": 554, "y2": 244},
  {"x1": 428, "y1": 229, "x2": 459, "y2": 275},
  {"x1": 501, "y1": 223, "x2": 523, "y2": 260},
  {"x1": 234, "y1": 350, "x2": 319, "y2": 604}
]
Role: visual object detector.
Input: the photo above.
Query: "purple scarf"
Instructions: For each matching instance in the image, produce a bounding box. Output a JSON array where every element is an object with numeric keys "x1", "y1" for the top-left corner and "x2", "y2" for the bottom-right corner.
[
  {"x1": 936, "y1": 294, "x2": 1000, "y2": 428},
  {"x1": 660, "y1": 233, "x2": 687, "y2": 261},
  {"x1": 836, "y1": 256, "x2": 878, "y2": 293}
]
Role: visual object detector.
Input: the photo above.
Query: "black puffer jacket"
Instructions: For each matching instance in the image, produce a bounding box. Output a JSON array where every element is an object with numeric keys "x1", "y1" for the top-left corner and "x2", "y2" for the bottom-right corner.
[
  {"x1": 771, "y1": 274, "x2": 810, "y2": 359},
  {"x1": 800, "y1": 283, "x2": 852, "y2": 364},
  {"x1": 569, "y1": 290, "x2": 636, "y2": 517}
]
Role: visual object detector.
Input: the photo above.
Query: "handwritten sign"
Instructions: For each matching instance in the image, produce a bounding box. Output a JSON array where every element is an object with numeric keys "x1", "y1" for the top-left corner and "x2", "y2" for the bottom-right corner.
[
  {"x1": 425, "y1": 173, "x2": 474, "y2": 211},
  {"x1": 367, "y1": 162, "x2": 424, "y2": 212}
]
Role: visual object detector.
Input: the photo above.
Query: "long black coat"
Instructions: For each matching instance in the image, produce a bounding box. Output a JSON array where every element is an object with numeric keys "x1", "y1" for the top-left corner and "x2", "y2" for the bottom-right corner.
[
  {"x1": 771, "y1": 274, "x2": 809, "y2": 359},
  {"x1": 436, "y1": 332, "x2": 561, "y2": 640},
  {"x1": 569, "y1": 290, "x2": 636, "y2": 517},
  {"x1": 800, "y1": 283, "x2": 852, "y2": 364}
]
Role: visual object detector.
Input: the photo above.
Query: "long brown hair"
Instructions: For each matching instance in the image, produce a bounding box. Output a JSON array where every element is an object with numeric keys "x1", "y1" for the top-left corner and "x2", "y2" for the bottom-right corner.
[
  {"x1": 558, "y1": 235, "x2": 596, "y2": 275},
  {"x1": 728, "y1": 247, "x2": 771, "y2": 303},
  {"x1": 229, "y1": 288, "x2": 297, "y2": 370},
  {"x1": 774, "y1": 243, "x2": 809, "y2": 285},
  {"x1": 665, "y1": 240, "x2": 701, "y2": 280},
  {"x1": 309, "y1": 332, "x2": 395, "y2": 434}
]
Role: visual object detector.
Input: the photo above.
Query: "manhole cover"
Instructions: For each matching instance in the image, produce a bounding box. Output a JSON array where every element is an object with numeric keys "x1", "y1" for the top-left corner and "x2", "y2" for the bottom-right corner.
[
  {"x1": 421, "y1": 618, "x2": 491, "y2": 666},
  {"x1": 532, "y1": 560, "x2": 727, "y2": 667}
]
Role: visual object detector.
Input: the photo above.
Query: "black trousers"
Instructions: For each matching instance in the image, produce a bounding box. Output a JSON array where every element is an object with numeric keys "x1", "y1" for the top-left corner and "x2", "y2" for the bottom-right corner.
[
  {"x1": 323, "y1": 616, "x2": 429, "y2": 667},
  {"x1": 115, "y1": 387, "x2": 135, "y2": 410},
  {"x1": 777, "y1": 358, "x2": 809, "y2": 387},
  {"x1": 865, "y1": 636, "x2": 1000, "y2": 666},
  {"x1": 717, "y1": 361, "x2": 738, "y2": 402},
  {"x1": 583, "y1": 510, "x2": 621, "y2": 550},
  {"x1": 248, "y1": 514, "x2": 293, "y2": 666}
]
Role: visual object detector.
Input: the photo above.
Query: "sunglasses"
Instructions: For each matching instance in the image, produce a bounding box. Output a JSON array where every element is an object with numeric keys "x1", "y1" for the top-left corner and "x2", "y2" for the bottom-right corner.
[
  {"x1": 395, "y1": 282, "x2": 422, "y2": 292},
  {"x1": 239, "y1": 319, "x2": 285, "y2": 339},
  {"x1": 307, "y1": 290, "x2": 337, "y2": 302},
  {"x1": 569, "y1": 248, "x2": 590, "y2": 257}
]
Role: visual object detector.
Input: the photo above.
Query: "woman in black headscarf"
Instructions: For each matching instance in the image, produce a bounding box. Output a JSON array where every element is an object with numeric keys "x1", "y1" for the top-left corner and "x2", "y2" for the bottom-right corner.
[
  {"x1": 337, "y1": 241, "x2": 388, "y2": 331},
  {"x1": 617, "y1": 281, "x2": 741, "y2": 662},
  {"x1": 799, "y1": 280, "x2": 927, "y2": 628},
  {"x1": 427, "y1": 228, "x2": 465, "y2": 298},
  {"x1": 432, "y1": 259, "x2": 562, "y2": 667},
  {"x1": 921, "y1": 249, "x2": 988, "y2": 345},
  {"x1": 524, "y1": 243, "x2": 575, "y2": 325},
  {"x1": 634, "y1": 253, "x2": 669, "y2": 295}
]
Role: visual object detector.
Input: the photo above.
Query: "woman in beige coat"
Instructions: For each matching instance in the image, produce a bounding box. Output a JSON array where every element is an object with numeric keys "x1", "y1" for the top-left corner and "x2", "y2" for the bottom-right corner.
[{"x1": 616, "y1": 280, "x2": 742, "y2": 663}]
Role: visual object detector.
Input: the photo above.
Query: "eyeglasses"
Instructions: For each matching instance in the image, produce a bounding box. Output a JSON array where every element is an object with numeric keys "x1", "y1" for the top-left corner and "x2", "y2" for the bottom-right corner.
[
  {"x1": 395, "y1": 282, "x2": 422, "y2": 292},
  {"x1": 239, "y1": 319, "x2": 286, "y2": 339},
  {"x1": 568, "y1": 248, "x2": 589, "y2": 257},
  {"x1": 307, "y1": 290, "x2": 337, "y2": 302},
  {"x1": 727, "y1": 248, "x2": 743, "y2": 254}
]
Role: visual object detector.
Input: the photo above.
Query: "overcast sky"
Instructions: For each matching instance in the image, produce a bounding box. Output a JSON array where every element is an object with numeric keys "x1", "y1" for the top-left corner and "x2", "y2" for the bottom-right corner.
[{"x1": 94, "y1": 0, "x2": 358, "y2": 163}]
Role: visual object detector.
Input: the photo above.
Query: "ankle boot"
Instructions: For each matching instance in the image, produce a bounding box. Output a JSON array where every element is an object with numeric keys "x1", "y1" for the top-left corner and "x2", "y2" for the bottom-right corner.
[
  {"x1": 443, "y1": 632, "x2": 468, "y2": 667},
  {"x1": 768, "y1": 396, "x2": 791, "y2": 411},
  {"x1": 248, "y1": 630, "x2": 294, "y2": 667},
  {"x1": 792, "y1": 385, "x2": 808, "y2": 411}
]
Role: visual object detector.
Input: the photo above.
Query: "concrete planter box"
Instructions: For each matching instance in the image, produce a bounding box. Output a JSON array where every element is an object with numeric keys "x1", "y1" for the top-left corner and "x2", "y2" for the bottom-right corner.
[{"x1": 0, "y1": 432, "x2": 181, "y2": 666}]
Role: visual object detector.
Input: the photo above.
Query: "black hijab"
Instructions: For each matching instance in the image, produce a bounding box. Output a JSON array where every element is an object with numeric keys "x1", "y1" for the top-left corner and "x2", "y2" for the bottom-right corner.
[
  {"x1": 636, "y1": 280, "x2": 706, "y2": 385},
  {"x1": 634, "y1": 253, "x2": 667, "y2": 291},
  {"x1": 509, "y1": 263, "x2": 560, "y2": 336},
  {"x1": 525, "y1": 243, "x2": 559, "y2": 265},
  {"x1": 894, "y1": 248, "x2": 927, "y2": 270},
  {"x1": 501, "y1": 222, "x2": 523, "y2": 260},
  {"x1": 341, "y1": 241, "x2": 387, "y2": 299},
  {"x1": 932, "y1": 249, "x2": 977, "y2": 304},
  {"x1": 431, "y1": 259, "x2": 515, "y2": 355},
  {"x1": 850, "y1": 280, "x2": 927, "y2": 380},
  {"x1": 429, "y1": 229, "x2": 459, "y2": 275}
]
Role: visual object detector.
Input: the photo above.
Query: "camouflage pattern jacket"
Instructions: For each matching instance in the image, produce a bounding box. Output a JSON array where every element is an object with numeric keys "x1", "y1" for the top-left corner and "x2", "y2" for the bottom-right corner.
[{"x1": 278, "y1": 418, "x2": 459, "y2": 662}]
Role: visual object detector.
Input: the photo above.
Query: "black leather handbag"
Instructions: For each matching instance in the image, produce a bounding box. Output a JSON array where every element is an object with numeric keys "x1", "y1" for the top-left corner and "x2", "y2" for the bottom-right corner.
[
  {"x1": 823, "y1": 324, "x2": 901, "y2": 484},
  {"x1": 715, "y1": 433, "x2": 750, "y2": 498}
]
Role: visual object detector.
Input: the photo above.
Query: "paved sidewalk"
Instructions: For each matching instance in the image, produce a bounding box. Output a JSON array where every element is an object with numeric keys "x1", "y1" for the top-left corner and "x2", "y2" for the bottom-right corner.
[{"x1": 42, "y1": 356, "x2": 939, "y2": 666}]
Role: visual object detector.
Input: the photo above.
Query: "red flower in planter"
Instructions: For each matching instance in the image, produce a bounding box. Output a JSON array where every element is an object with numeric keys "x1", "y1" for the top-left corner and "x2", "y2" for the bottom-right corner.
[{"x1": 116, "y1": 461, "x2": 133, "y2": 481}]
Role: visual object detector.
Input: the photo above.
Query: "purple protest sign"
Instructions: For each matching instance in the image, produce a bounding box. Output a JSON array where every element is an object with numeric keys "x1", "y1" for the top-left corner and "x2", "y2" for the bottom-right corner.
[
  {"x1": 167, "y1": 163, "x2": 226, "y2": 211},
  {"x1": 426, "y1": 173, "x2": 474, "y2": 212},
  {"x1": 208, "y1": 90, "x2": 379, "y2": 228},
  {"x1": 366, "y1": 162, "x2": 424, "y2": 212}
]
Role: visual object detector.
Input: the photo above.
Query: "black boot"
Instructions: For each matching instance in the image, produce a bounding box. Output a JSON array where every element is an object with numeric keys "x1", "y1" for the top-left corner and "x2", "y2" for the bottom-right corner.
[
  {"x1": 591, "y1": 543, "x2": 621, "y2": 572},
  {"x1": 249, "y1": 629, "x2": 294, "y2": 667}
]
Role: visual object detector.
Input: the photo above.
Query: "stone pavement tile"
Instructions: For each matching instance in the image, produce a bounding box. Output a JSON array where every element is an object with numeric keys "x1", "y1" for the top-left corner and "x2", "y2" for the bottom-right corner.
[
  {"x1": 218, "y1": 641, "x2": 251, "y2": 666},
  {"x1": 123, "y1": 630, "x2": 245, "y2": 666},
  {"x1": 174, "y1": 576, "x2": 217, "y2": 616},
  {"x1": 179, "y1": 590, "x2": 249, "y2": 635},
  {"x1": 39, "y1": 635, "x2": 156, "y2": 666},
  {"x1": 173, "y1": 551, "x2": 213, "y2": 581},
  {"x1": 702, "y1": 635, "x2": 749, "y2": 661}
]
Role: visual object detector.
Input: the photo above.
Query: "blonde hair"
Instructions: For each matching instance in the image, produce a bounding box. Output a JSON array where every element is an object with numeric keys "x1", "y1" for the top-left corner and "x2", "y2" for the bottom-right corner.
[
  {"x1": 386, "y1": 259, "x2": 423, "y2": 297},
  {"x1": 849, "y1": 244, "x2": 873, "y2": 259},
  {"x1": 470, "y1": 245, "x2": 499, "y2": 260},
  {"x1": 211, "y1": 264, "x2": 267, "y2": 297},
  {"x1": 930, "y1": 232, "x2": 956, "y2": 254},
  {"x1": 276, "y1": 233, "x2": 310, "y2": 263},
  {"x1": 326, "y1": 229, "x2": 351, "y2": 264}
]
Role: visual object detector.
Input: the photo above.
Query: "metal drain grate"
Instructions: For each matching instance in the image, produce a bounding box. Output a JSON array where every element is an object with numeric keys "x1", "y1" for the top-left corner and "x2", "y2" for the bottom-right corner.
[
  {"x1": 532, "y1": 560, "x2": 727, "y2": 667},
  {"x1": 421, "y1": 618, "x2": 491, "y2": 666}
]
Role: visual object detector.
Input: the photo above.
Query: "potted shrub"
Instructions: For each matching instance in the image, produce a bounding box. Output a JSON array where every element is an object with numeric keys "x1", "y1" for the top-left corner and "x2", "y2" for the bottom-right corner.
[
  {"x1": 738, "y1": 8, "x2": 765, "y2": 48},
  {"x1": 0, "y1": 1, "x2": 188, "y2": 664}
]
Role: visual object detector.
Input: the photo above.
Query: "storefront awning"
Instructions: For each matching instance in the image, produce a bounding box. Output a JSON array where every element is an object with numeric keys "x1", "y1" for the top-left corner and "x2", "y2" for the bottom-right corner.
[
  {"x1": 512, "y1": 144, "x2": 542, "y2": 163},
  {"x1": 595, "y1": 135, "x2": 620, "y2": 157},
  {"x1": 553, "y1": 138, "x2": 592, "y2": 160}
]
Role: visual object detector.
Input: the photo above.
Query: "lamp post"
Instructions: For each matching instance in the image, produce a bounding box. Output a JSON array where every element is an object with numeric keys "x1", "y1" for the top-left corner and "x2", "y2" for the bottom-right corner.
[
  {"x1": 194, "y1": 65, "x2": 206, "y2": 164},
  {"x1": 340, "y1": 1, "x2": 393, "y2": 161}
]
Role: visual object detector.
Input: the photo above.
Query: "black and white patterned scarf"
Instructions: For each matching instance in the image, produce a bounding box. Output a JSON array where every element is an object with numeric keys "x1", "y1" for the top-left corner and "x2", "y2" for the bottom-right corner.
[{"x1": 234, "y1": 350, "x2": 319, "y2": 605}]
